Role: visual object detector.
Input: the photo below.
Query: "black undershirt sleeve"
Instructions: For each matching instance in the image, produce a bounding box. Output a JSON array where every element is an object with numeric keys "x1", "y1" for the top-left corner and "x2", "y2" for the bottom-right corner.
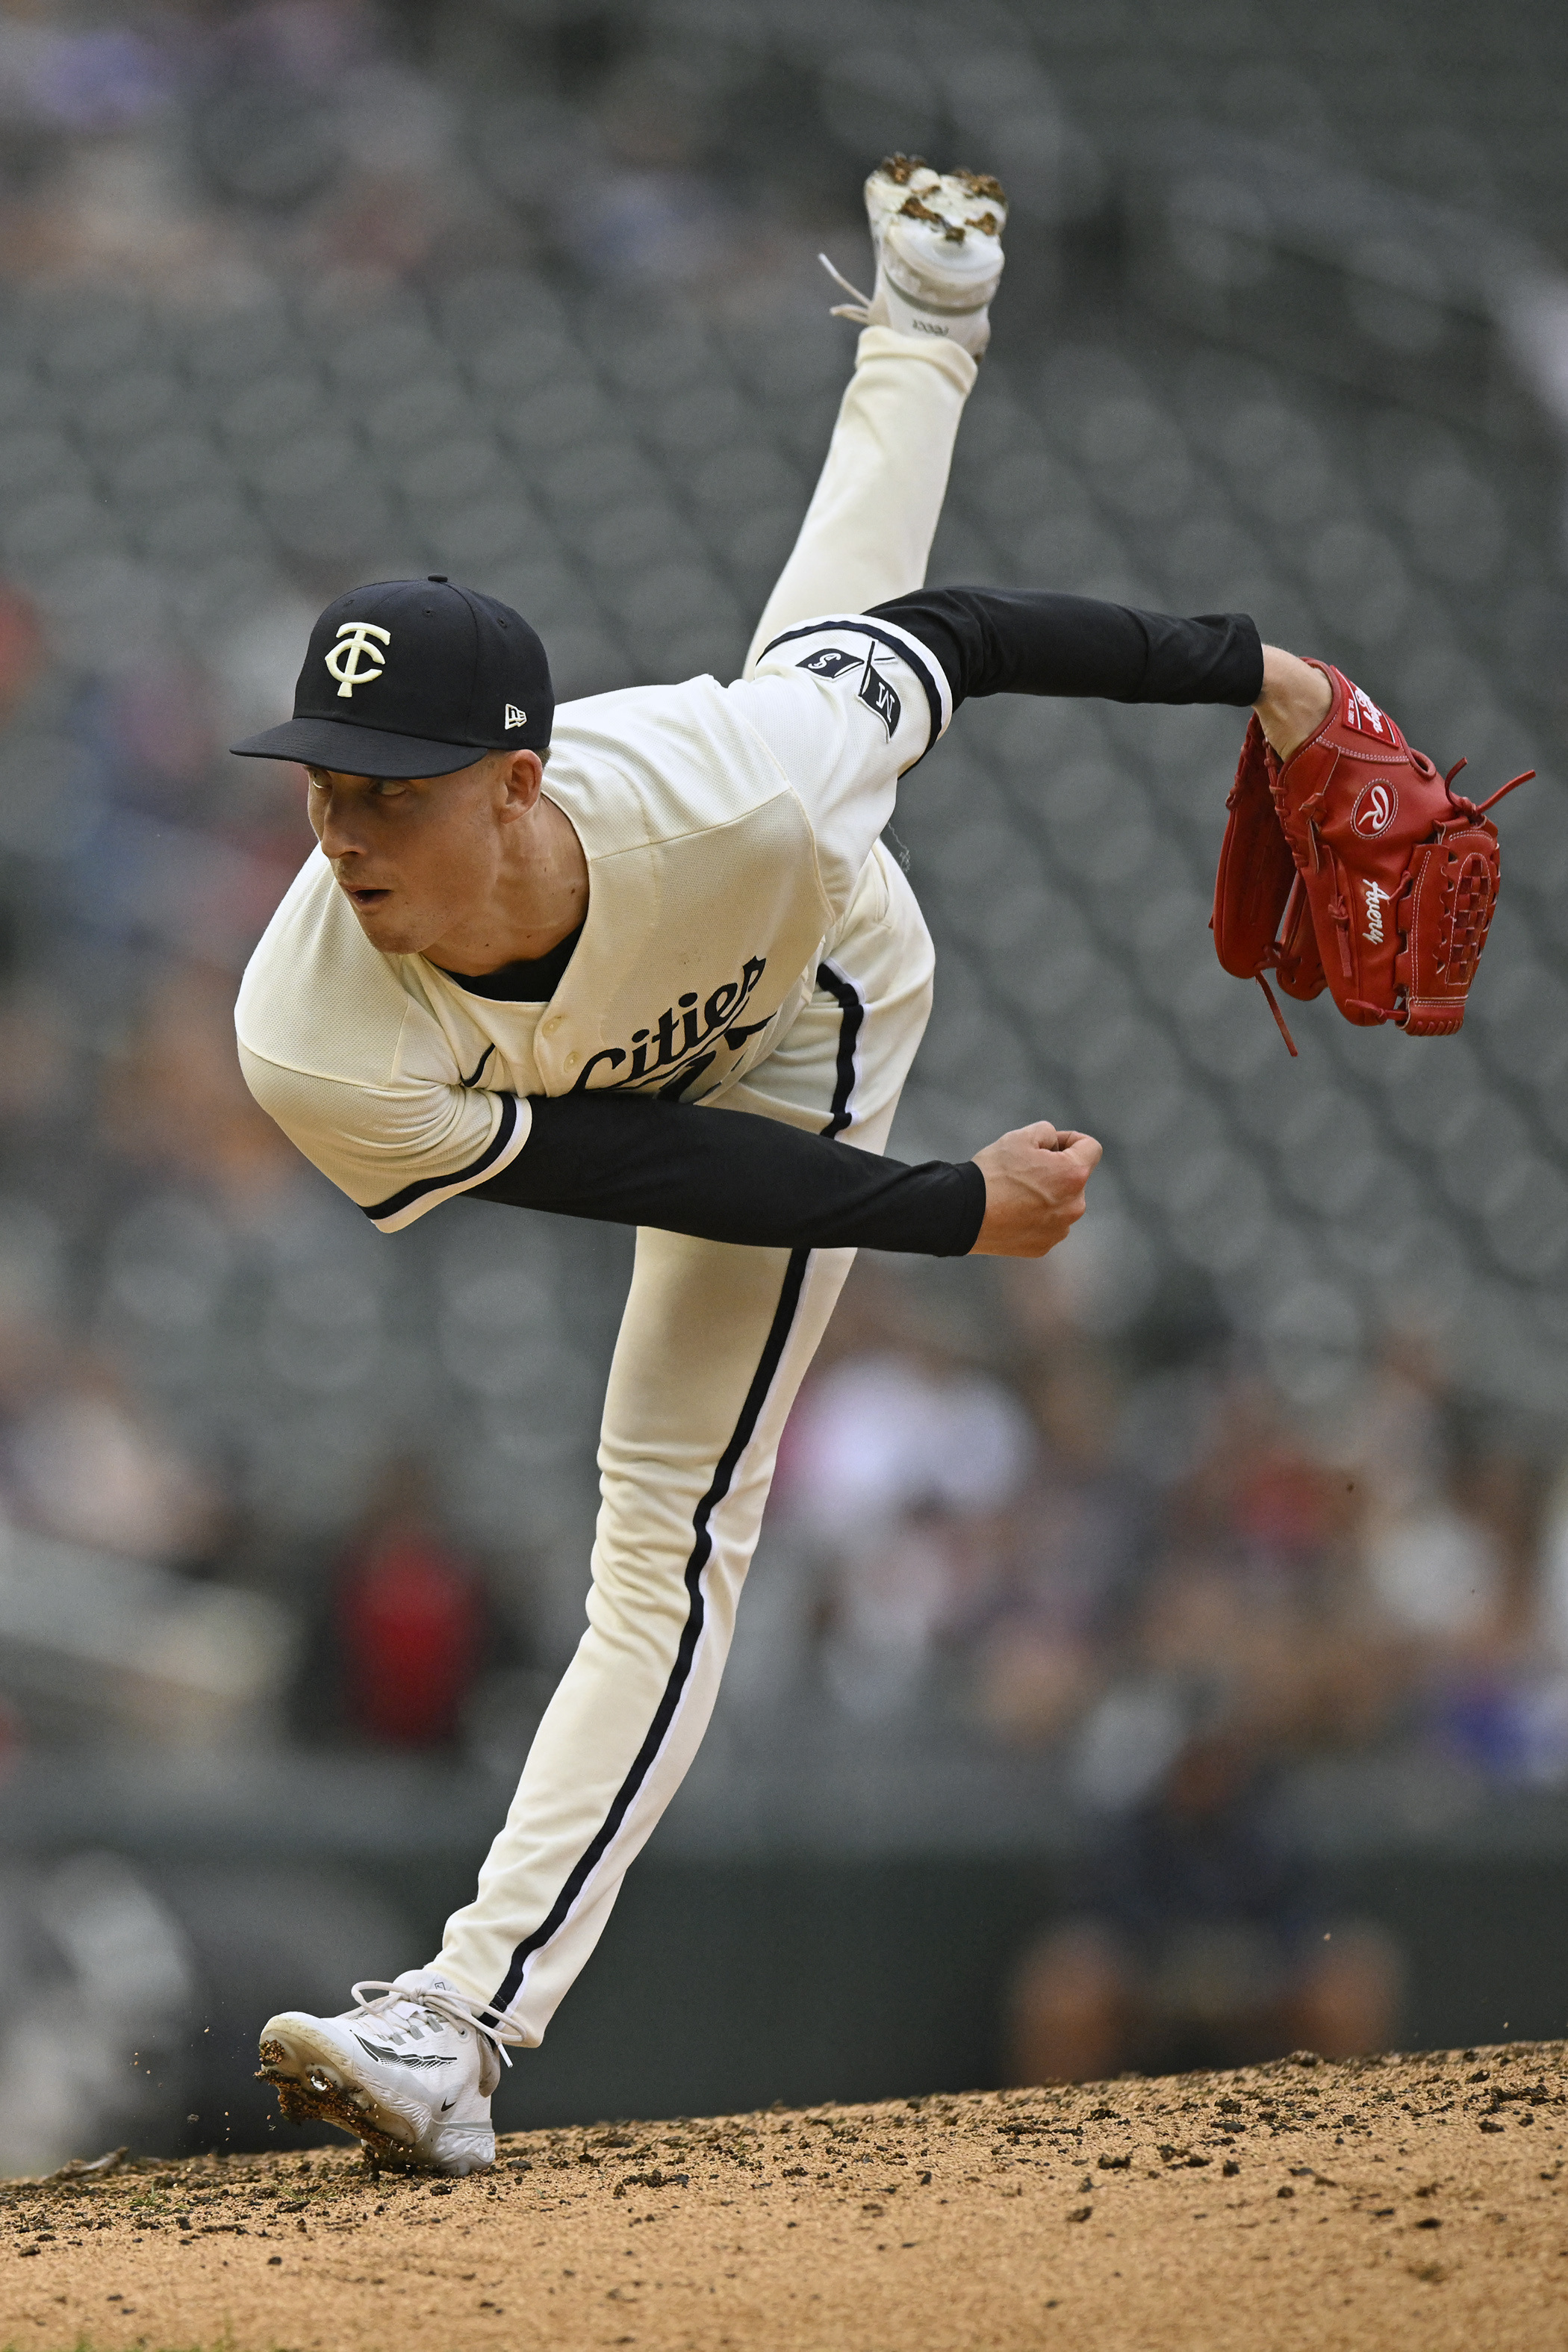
[
  {"x1": 868, "y1": 585, "x2": 1264, "y2": 711},
  {"x1": 470, "y1": 1092, "x2": 987, "y2": 1257}
]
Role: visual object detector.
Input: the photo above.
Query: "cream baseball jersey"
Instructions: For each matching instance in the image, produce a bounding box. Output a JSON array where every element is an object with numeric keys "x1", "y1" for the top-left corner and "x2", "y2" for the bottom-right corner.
[{"x1": 236, "y1": 615, "x2": 952, "y2": 1233}]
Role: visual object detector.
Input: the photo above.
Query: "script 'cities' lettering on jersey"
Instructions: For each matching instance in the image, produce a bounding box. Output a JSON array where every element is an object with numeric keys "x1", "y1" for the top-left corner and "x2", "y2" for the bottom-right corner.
[{"x1": 573, "y1": 957, "x2": 774, "y2": 1099}]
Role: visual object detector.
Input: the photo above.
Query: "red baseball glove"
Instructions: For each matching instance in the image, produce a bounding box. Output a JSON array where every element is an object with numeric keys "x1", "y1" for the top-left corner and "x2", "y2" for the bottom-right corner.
[{"x1": 1212, "y1": 662, "x2": 1532, "y2": 1054}]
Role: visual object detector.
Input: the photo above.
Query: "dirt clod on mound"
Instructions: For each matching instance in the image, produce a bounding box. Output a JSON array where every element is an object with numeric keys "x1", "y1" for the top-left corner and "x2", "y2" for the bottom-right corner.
[{"x1": 3, "y1": 2042, "x2": 1567, "y2": 2351}]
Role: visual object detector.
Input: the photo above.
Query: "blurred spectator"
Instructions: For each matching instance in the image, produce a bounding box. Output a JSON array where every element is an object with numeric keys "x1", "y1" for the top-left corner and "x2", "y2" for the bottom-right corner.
[
  {"x1": 777, "y1": 1307, "x2": 1033, "y2": 1716},
  {"x1": 0, "y1": 1852, "x2": 194, "y2": 2176},
  {"x1": 100, "y1": 971, "x2": 302, "y2": 1208},
  {"x1": 1535, "y1": 1459, "x2": 1568, "y2": 1665},
  {"x1": 0, "y1": 987, "x2": 75, "y2": 1130},
  {"x1": 1347, "y1": 1328, "x2": 1516, "y2": 1663},
  {"x1": 1083, "y1": 1371, "x2": 1398, "y2": 1765},
  {"x1": 337, "y1": 1526, "x2": 484, "y2": 1748},
  {"x1": 968, "y1": 1347, "x2": 1148, "y2": 1746},
  {"x1": 766, "y1": 1258, "x2": 1568, "y2": 1774},
  {"x1": 816, "y1": 1502, "x2": 971, "y2": 1720},
  {"x1": 0, "y1": 1848, "x2": 418, "y2": 2170},
  {"x1": 1320, "y1": 1326, "x2": 1568, "y2": 1781},
  {"x1": 1005, "y1": 1720, "x2": 1404, "y2": 2085},
  {"x1": 780, "y1": 1341, "x2": 1034, "y2": 1544},
  {"x1": 4, "y1": 1353, "x2": 221, "y2": 1562},
  {"x1": 0, "y1": 587, "x2": 46, "y2": 717},
  {"x1": 1363, "y1": 1502, "x2": 1504, "y2": 1646},
  {"x1": 100, "y1": 658, "x2": 220, "y2": 816},
  {"x1": 1413, "y1": 1443, "x2": 1559, "y2": 1781},
  {"x1": 304, "y1": 1466, "x2": 504, "y2": 1749}
]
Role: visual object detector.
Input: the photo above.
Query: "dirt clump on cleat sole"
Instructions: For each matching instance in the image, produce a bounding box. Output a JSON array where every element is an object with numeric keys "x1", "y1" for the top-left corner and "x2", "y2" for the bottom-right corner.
[{"x1": 256, "y1": 2046, "x2": 415, "y2": 2167}]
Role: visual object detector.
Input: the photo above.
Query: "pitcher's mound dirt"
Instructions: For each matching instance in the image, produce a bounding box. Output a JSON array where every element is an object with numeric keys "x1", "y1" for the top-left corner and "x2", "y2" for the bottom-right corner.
[{"x1": 4, "y1": 2041, "x2": 1567, "y2": 2351}]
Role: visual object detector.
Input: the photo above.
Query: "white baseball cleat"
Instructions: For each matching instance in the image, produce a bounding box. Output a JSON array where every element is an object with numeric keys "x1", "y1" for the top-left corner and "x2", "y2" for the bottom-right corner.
[
  {"x1": 257, "y1": 1968, "x2": 517, "y2": 2176},
  {"x1": 821, "y1": 153, "x2": 1007, "y2": 356}
]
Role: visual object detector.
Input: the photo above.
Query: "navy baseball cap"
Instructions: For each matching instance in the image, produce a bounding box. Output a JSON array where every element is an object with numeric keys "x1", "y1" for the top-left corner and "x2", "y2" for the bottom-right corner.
[{"x1": 230, "y1": 576, "x2": 553, "y2": 778}]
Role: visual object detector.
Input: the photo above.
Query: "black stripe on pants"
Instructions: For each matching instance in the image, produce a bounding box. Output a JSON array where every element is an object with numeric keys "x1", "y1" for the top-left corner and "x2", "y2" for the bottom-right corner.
[{"x1": 483, "y1": 965, "x2": 868, "y2": 2023}]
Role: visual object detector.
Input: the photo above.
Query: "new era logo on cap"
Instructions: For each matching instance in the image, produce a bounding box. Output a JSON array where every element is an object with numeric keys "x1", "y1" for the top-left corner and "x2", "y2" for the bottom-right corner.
[{"x1": 230, "y1": 576, "x2": 553, "y2": 779}]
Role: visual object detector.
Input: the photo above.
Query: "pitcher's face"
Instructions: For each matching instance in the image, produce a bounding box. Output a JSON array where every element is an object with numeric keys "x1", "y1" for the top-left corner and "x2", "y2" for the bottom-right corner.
[{"x1": 305, "y1": 751, "x2": 539, "y2": 958}]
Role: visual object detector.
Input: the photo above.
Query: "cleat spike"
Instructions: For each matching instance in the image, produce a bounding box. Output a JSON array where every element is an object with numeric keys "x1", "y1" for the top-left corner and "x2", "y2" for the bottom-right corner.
[{"x1": 850, "y1": 158, "x2": 1007, "y2": 354}]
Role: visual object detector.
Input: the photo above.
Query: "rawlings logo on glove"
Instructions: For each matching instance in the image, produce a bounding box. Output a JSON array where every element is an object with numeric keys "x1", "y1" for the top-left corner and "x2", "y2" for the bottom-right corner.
[{"x1": 1212, "y1": 661, "x2": 1532, "y2": 1054}]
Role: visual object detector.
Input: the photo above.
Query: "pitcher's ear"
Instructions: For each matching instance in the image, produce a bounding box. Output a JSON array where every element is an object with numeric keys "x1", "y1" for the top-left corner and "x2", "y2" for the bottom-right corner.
[{"x1": 497, "y1": 747, "x2": 546, "y2": 814}]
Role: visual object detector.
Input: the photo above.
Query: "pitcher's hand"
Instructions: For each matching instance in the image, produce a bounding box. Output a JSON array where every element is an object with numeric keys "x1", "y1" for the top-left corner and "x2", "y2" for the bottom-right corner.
[{"x1": 969, "y1": 1121, "x2": 1102, "y2": 1257}]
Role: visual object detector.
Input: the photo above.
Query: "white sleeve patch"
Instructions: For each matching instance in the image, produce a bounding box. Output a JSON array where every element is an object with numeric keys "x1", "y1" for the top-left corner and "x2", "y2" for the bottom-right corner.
[
  {"x1": 727, "y1": 615, "x2": 953, "y2": 916},
  {"x1": 752, "y1": 614, "x2": 953, "y2": 765}
]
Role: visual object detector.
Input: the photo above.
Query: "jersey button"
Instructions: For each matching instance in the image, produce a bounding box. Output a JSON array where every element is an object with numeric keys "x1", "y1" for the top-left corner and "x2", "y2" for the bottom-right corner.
[{"x1": 563, "y1": 1051, "x2": 579, "y2": 1071}]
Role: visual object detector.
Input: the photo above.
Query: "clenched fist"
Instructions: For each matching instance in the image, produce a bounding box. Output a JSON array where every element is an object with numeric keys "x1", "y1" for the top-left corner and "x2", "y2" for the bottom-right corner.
[{"x1": 968, "y1": 1121, "x2": 1103, "y2": 1257}]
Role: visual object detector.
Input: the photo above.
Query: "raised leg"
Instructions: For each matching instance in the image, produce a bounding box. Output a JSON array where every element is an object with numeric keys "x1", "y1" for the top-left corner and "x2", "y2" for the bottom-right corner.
[{"x1": 744, "y1": 327, "x2": 977, "y2": 674}]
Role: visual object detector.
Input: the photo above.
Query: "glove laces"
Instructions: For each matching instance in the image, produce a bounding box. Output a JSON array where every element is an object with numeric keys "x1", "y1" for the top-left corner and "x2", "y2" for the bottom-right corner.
[
  {"x1": 1444, "y1": 758, "x2": 1537, "y2": 817},
  {"x1": 349, "y1": 1979, "x2": 526, "y2": 2068},
  {"x1": 818, "y1": 252, "x2": 872, "y2": 322}
]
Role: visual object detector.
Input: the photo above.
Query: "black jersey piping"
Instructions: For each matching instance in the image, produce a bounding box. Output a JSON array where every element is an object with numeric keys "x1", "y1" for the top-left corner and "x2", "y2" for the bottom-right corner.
[
  {"x1": 485, "y1": 1241, "x2": 812, "y2": 2023},
  {"x1": 814, "y1": 960, "x2": 863, "y2": 1140},
  {"x1": 758, "y1": 618, "x2": 948, "y2": 755},
  {"x1": 361, "y1": 1092, "x2": 520, "y2": 1225}
]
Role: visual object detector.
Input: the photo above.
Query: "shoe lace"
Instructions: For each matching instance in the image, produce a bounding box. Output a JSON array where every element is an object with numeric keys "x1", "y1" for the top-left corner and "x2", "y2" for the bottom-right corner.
[
  {"x1": 818, "y1": 251, "x2": 871, "y2": 323},
  {"x1": 349, "y1": 1980, "x2": 526, "y2": 2070}
]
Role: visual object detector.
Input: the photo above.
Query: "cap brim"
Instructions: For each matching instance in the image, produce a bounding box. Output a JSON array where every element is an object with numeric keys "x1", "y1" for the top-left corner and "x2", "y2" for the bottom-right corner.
[{"x1": 229, "y1": 717, "x2": 493, "y2": 780}]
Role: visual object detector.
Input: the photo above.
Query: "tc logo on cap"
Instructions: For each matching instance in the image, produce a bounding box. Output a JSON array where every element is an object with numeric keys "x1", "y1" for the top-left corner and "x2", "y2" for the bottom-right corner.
[{"x1": 326, "y1": 622, "x2": 391, "y2": 700}]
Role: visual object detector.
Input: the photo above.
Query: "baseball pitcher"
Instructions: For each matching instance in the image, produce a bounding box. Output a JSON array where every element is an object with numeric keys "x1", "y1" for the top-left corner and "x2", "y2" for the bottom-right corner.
[{"x1": 238, "y1": 161, "x2": 1335, "y2": 2172}]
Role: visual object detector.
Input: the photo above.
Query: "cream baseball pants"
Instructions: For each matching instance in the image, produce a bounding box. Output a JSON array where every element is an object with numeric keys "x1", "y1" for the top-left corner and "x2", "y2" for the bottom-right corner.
[{"x1": 435, "y1": 329, "x2": 977, "y2": 2042}]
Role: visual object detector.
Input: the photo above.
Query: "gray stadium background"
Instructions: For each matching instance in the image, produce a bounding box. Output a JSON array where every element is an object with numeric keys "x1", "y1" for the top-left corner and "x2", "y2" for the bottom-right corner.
[{"x1": 0, "y1": 0, "x2": 1565, "y2": 2168}]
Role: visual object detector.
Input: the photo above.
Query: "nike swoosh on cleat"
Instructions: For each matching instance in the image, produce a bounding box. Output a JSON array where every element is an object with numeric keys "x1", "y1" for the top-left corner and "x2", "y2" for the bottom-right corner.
[
  {"x1": 353, "y1": 2034, "x2": 458, "y2": 2068},
  {"x1": 440, "y1": 2096, "x2": 458, "y2": 2112}
]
